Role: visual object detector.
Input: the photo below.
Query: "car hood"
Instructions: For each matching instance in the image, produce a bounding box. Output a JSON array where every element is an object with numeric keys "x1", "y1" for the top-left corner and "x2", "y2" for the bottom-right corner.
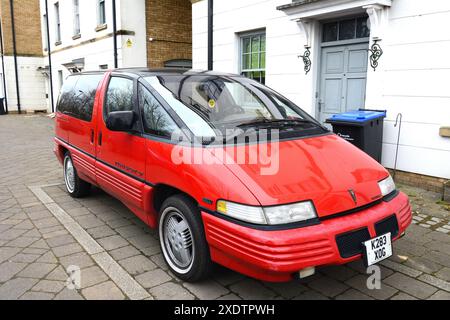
[{"x1": 220, "y1": 134, "x2": 388, "y2": 218}]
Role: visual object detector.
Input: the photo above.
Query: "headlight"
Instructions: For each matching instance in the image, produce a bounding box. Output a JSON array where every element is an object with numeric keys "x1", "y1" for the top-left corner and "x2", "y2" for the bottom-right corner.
[
  {"x1": 378, "y1": 175, "x2": 396, "y2": 197},
  {"x1": 264, "y1": 201, "x2": 317, "y2": 225},
  {"x1": 217, "y1": 200, "x2": 317, "y2": 225}
]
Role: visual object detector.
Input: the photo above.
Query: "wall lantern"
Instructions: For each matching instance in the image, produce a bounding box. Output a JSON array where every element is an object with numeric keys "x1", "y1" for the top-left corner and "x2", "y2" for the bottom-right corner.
[
  {"x1": 298, "y1": 46, "x2": 312, "y2": 75},
  {"x1": 296, "y1": 19, "x2": 313, "y2": 75},
  {"x1": 364, "y1": 4, "x2": 389, "y2": 72},
  {"x1": 368, "y1": 38, "x2": 383, "y2": 71}
]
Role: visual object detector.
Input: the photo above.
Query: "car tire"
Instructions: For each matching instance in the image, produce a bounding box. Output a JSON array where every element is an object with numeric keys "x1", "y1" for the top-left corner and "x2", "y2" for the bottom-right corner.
[
  {"x1": 63, "y1": 152, "x2": 91, "y2": 198},
  {"x1": 159, "y1": 194, "x2": 212, "y2": 282}
]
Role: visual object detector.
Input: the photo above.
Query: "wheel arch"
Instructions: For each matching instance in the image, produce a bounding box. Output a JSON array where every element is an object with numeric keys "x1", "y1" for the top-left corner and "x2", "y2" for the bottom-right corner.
[
  {"x1": 152, "y1": 184, "x2": 199, "y2": 215},
  {"x1": 56, "y1": 144, "x2": 69, "y2": 163}
]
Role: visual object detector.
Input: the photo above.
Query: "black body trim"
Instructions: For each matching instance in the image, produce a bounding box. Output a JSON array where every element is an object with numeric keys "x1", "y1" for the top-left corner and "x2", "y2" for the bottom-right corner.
[
  {"x1": 375, "y1": 214, "x2": 399, "y2": 239},
  {"x1": 319, "y1": 200, "x2": 383, "y2": 222},
  {"x1": 336, "y1": 228, "x2": 371, "y2": 259},
  {"x1": 55, "y1": 137, "x2": 155, "y2": 187},
  {"x1": 383, "y1": 190, "x2": 400, "y2": 202}
]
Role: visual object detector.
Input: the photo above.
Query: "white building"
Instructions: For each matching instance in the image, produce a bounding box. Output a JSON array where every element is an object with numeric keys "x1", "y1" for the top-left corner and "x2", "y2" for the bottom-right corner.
[
  {"x1": 0, "y1": 0, "x2": 48, "y2": 114},
  {"x1": 39, "y1": 0, "x2": 193, "y2": 112},
  {"x1": 40, "y1": 0, "x2": 148, "y2": 110},
  {"x1": 192, "y1": 0, "x2": 450, "y2": 183}
]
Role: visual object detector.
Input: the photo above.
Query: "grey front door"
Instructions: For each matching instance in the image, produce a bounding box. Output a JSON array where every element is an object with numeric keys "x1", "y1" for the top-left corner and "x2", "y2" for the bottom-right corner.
[{"x1": 318, "y1": 43, "x2": 369, "y2": 123}]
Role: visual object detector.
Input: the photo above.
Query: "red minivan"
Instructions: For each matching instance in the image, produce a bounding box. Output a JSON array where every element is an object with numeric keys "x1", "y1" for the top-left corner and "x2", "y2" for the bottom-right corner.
[{"x1": 54, "y1": 69, "x2": 412, "y2": 282}]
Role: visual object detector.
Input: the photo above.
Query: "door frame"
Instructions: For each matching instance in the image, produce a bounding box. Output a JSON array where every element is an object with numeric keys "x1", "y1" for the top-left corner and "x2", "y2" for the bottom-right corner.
[{"x1": 314, "y1": 17, "x2": 370, "y2": 123}]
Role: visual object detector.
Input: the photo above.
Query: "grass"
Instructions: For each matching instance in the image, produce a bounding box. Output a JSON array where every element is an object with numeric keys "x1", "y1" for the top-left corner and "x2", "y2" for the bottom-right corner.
[{"x1": 436, "y1": 200, "x2": 450, "y2": 211}]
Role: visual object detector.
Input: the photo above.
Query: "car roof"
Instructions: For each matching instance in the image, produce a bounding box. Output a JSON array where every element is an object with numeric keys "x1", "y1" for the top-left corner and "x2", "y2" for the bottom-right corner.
[{"x1": 74, "y1": 68, "x2": 242, "y2": 78}]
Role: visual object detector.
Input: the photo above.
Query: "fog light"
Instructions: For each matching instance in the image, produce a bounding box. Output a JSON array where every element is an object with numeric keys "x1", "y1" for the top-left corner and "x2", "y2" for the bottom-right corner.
[{"x1": 299, "y1": 267, "x2": 315, "y2": 279}]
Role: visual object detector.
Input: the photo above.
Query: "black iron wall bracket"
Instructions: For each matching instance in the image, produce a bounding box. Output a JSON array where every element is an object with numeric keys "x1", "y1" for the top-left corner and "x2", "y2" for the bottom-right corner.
[
  {"x1": 368, "y1": 39, "x2": 383, "y2": 71},
  {"x1": 298, "y1": 46, "x2": 311, "y2": 75}
]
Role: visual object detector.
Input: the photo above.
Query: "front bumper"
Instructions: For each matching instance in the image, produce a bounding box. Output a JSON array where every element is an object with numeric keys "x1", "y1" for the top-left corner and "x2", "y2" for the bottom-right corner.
[{"x1": 202, "y1": 192, "x2": 412, "y2": 282}]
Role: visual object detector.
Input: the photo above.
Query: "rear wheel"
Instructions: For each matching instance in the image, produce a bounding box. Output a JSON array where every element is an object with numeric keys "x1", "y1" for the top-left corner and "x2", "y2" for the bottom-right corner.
[
  {"x1": 63, "y1": 152, "x2": 91, "y2": 198},
  {"x1": 159, "y1": 194, "x2": 212, "y2": 282}
]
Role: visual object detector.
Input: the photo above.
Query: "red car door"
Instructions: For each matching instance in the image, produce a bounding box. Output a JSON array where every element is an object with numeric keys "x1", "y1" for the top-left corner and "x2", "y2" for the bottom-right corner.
[
  {"x1": 66, "y1": 74, "x2": 104, "y2": 185},
  {"x1": 95, "y1": 73, "x2": 149, "y2": 222}
]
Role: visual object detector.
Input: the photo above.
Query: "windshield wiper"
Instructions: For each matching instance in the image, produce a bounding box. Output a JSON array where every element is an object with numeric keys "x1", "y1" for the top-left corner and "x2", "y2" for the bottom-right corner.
[{"x1": 237, "y1": 118, "x2": 316, "y2": 128}]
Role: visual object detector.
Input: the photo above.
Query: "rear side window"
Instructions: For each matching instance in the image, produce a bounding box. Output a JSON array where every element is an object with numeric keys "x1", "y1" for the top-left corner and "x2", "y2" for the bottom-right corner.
[
  {"x1": 138, "y1": 83, "x2": 178, "y2": 138},
  {"x1": 104, "y1": 77, "x2": 134, "y2": 115},
  {"x1": 57, "y1": 74, "x2": 103, "y2": 122},
  {"x1": 57, "y1": 75, "x2": 78, "y2": 115}
]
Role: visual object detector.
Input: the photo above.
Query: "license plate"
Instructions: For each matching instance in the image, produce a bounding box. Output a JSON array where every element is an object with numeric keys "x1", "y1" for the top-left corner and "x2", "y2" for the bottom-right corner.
[{"x1": 363, "y1": 233, "x2": 392, "y2": 267}]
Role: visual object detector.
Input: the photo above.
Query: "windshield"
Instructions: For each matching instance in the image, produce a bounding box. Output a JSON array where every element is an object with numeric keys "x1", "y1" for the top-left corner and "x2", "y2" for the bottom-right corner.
[{"x1": 144, "y1": 75, "x2": 328, "y2": 142}]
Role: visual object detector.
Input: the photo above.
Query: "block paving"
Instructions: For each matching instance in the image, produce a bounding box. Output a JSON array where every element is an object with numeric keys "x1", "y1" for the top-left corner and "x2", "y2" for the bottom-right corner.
[{"x1": 0, "y1": 115, "x2": 449, "y2": 300}]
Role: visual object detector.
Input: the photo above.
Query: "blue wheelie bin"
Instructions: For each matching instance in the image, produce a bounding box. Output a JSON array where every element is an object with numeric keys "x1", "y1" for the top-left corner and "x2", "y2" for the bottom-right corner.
[{"x1": 326, "y1": 109, "x2": 387, "y2": 163}]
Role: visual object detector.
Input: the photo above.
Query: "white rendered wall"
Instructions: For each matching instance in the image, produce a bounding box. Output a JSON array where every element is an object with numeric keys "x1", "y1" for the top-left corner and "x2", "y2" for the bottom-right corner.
[
  {"x1": 3, "y1": 56, "x2": 47, "y2": 112},
  {"x1": 367, "y1": 0, "x2": 450, "y2": 180},
  {"x1": 192, "y1": 0, "x2": 450, "y2": 179},
  {"x1": 40, "y1": 0, "x2": 147, "y2": 106},
  {"x1": 118, "y1": 0, "x2": 147, "y2": 68}
]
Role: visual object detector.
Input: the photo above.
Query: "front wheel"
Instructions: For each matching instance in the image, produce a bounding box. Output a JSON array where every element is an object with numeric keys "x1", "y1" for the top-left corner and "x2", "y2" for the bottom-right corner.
[
  {"x1": 159, "y1": 194, "x2": 212, "y2": 282},
  {"x1": 63, "y1": 152, "x2": 91, "y2": 198}
]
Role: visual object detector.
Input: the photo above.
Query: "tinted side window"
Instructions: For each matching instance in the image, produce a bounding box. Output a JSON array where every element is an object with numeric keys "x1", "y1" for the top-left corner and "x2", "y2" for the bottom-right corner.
[
  {"x1": 105, "y1": 77, "x2": 134, "y2": 115},
  {"x1": 57, "y1": 75, "x2": 78, "y2": 115},
  {"x1": 57, "y1": 74, "x2": 102, "y2": 122},
  {"x1": 75, "y1": 75, "x2": 103, "y2": 121},
  {"x1": 138, "y1": 84, "x2": 178, "y2": 138}
]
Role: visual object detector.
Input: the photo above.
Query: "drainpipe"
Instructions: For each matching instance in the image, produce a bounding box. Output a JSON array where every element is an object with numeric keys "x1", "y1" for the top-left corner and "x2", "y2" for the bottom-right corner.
[
  {"x1": 0, "y1": 19, "x2": 8, "y2": 114},
  {"x1": 9, "y1": 0, "x2": 21, "y2": 114},
  {"x1": 112, "y1": 0, "x2": 118, "y2": 68},
  {"x1": 45, "y1": 0, "x2": 55, "y2": 113},
  {"x1": 207, "y1": 0, "x2": 213, "y2": 71}
]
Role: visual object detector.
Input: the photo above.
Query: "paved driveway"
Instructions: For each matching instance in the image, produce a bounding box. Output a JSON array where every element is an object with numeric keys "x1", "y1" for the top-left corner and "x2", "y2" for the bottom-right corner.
[{"x1": 0, "y1": 115, "x2": 449, "y2": 300}]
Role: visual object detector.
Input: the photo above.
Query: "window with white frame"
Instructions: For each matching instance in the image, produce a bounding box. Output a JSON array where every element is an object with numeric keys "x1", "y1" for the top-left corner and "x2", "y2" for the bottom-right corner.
[
  {"x1": 98, "y1": 0, "x2": 106, "y2": 25},
  {"x1": 240, "y1": 32, "x2": 266, "y2": 84},
  {"x1": 58, "y1": 70, "x2": 64, "y2": 90},
  {"x1": 322, "y1": 16, "x2": 370, "y2": 43},
  {"x1": 43, "y1": 14, "x2": 48, "y2": 50},
  {"x1": 54, "y1": 2, "x2": 61, "y2": 43},
  {"x1": 73, "y1": 0, "x2": 80, "y2": 36}
]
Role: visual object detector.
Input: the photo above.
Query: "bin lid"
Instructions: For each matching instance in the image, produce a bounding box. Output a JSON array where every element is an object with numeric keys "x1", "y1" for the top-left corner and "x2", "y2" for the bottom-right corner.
[{"x1": 328, "y1": 110, "x2": 386, "y2": 123}]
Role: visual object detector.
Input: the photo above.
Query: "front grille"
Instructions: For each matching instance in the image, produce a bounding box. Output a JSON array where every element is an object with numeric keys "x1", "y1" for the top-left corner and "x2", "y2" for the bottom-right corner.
[
  {"x1": 375, "y1": 215, "x2": 399, "y2": 238},
  {"x1": 336, "y1": 228, "x2": 371, "y2": 258}
]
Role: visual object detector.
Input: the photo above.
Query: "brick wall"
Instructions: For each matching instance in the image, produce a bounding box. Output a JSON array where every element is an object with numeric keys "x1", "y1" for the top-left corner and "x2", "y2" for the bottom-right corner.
[
  {"x1": 388, "y1": 169, "x2": 449, "y2": 194},
  {"x1": 0, "y1": 0, "x2": 43, "y2": 57},
  {"x1": 146, "y1": 0, "x2": 192, "y2": 68}
]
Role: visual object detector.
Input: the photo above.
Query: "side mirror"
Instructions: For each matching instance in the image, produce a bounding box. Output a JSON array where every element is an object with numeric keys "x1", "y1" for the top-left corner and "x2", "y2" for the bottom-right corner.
[{"x1": 106, "y1": 111, "x2": 134, "y2": 132}]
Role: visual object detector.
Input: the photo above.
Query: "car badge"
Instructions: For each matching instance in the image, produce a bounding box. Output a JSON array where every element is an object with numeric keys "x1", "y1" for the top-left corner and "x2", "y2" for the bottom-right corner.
[{"x1": 349, "y1": 189, "x2": 357, "y2": 205}]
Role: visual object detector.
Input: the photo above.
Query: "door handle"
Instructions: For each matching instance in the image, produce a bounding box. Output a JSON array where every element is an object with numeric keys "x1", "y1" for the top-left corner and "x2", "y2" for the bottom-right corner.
[
  {"x1": 90, "y1": 129, "x2": 95, "y2": 144},
  {"x1": 98, "y1": 131, "x2": 102, "y2": 146}
]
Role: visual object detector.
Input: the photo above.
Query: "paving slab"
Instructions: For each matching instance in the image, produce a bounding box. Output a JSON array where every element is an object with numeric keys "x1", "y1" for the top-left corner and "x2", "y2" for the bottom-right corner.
[
  {"x1": 384, "y1": 273, "x2": 438, "y2": 299},
  {"x1": 150, "y1": 282, "x2": 195, "y2": 300},
  {"x1": 183, "y1": 281, "x2": 229, "y2": 300},
  {"x1": 135, "y1": 269, "x2": 172, "y2": 289},
  {"x1": 118, "y1": 255, "x2": 157, "y2": 276},
  {"x1": 82, "y1": 281, "x2": 125, "y2": 300},
  {"x1": 230, "y1": 279, "x2": 277, "y2": 300}
]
